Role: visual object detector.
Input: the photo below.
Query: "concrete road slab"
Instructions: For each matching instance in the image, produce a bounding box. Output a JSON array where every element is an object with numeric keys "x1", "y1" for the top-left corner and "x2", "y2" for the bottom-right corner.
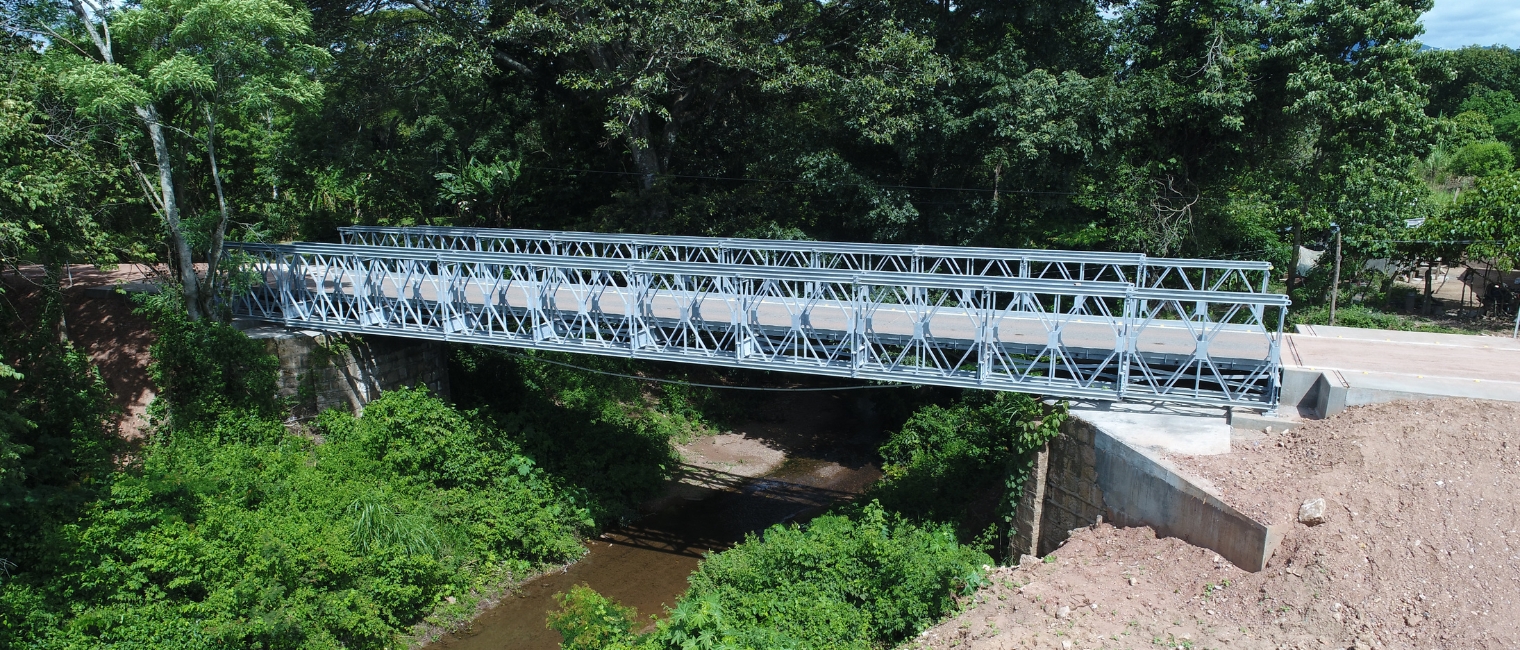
[
  {"x1": 1294, "y1": 324, "x2": 1520, "y2": 351},
  {"x1": 1284, "y1": 333, "x2": 1520, "y2": 383},
  {"x1": 1069, "y1": 402, "x2": 1231, "y2": 455},
  {"x1": 1339, "y1": 369, "x2": 1520, "y2": 406}
]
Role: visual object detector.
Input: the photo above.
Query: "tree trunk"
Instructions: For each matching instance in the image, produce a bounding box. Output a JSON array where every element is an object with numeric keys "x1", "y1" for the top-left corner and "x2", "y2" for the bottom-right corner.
[
  {"x1": 1422, "y1": 264, "x2": 1434, "y2": 315},
  {"x1": 39, "y1": 255, "x2": 69, "y2": 344},
  {"x1": 623, "y1": 110, "x2": 669, "y2": 223},
  {"x1": 202, "y1": 104, "x2": 232, "y2": 317},
  {"x1": 71, "y1": 0, "x2": 202, "y2": 320},
  {"x1": 1287, "y1": 211, "x2": 1302, "y2": 293},
  {"x1": 139, "y1": 104, "x2": 203, "y2": 320},
  {"x1": 625, "y1": 111, "x2": 661, "y2": 191}
]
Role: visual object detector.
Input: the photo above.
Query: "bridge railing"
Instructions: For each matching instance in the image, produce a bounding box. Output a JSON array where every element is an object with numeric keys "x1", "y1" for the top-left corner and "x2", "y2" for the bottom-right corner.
[
  {"x1": 337, "y1": 226, "x2": 1272, "y2": 295},
  {"x1": 228, "y1": 241, "x2": 1288, "y2": 409}
]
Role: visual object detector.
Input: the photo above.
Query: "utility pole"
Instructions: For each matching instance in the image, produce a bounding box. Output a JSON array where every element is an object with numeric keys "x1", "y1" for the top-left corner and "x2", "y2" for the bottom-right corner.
[{"x1": 1329, "y1": 223, "x2": 1342, "y2": 326}]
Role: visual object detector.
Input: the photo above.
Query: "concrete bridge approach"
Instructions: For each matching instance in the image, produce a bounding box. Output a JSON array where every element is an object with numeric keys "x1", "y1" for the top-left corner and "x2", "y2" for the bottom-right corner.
[{"x1": 227, "y1": 227, "x2": 1290, "y2": 410}]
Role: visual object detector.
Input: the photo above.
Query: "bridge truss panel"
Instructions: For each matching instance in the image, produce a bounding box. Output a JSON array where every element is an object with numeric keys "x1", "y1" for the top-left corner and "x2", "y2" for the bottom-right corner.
[
  {"x1": 228, "y1": 242, "x2": 1288, "y2": 409},
  {"x1": 338, "y1": 226, "x2": 1273, "y2": 295}
]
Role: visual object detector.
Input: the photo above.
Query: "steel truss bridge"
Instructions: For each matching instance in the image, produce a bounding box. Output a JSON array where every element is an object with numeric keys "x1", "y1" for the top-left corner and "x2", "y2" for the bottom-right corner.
[{"x1": 227, "y1": 226, "x2": 1289, "y2": 410}]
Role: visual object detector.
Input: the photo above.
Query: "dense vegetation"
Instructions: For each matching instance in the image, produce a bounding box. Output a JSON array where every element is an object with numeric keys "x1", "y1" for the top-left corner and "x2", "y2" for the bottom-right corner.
[
  {"x1": 548, "y1": 503, "x2": 991, "y2": 650},
  {"x1": 5, "y1": 0, "x2": 1520, "y2": 646},
  {"x1": 3, "y1": 0, "x2": 1519, "y2": 311},
  {"x1": 543, "y1": 389, "x2": 1063, "y2": 649},
  {"x1": 0, "y1": 298, "x2": 605, "y2": 647}
]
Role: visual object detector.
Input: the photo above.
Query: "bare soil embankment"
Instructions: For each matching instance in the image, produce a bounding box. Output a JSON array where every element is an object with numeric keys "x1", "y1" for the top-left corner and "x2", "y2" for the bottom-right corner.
[
  {"x1": 3, "y1": 265, "x2": 162, "y2": 437},
  {"x1": 915, "y1": 399, "x2": 1520, "y2": 650}
]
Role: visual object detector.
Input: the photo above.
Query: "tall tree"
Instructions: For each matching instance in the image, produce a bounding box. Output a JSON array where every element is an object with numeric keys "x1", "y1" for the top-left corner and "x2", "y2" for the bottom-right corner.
[
  {"x1": 1264, "y1": 0, "x2": 1436, "y2": 295},
  {"x1": 40, "y1": 0, "x2": 325, "y2": 319}
]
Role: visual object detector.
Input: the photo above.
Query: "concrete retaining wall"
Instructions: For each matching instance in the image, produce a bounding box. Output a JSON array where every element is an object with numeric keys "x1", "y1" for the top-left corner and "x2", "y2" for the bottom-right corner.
[
  {"x1": 237, "y1": 322, "x2": 451, "y2": 417},
  {"x1": 1021, "y1": 414, "x2": 1285, "y2": 572}
]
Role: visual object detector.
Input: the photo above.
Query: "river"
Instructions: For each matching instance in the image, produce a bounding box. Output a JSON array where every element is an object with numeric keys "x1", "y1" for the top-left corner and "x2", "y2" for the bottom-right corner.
[{"x1": 424, "y1": 392, "x2": 888, "y2": 650}]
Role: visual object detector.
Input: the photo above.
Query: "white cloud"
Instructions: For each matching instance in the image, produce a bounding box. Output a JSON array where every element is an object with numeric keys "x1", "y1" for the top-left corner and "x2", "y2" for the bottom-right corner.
[{"x1": 1420, "y1": 0, "x2": 1520, "y2": 50}]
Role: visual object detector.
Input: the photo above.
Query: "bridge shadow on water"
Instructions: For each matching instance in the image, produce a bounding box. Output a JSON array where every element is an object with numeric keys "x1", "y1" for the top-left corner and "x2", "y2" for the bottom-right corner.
[{"x1": 606, "y1": 462, "x2": 862, "y2": 559}]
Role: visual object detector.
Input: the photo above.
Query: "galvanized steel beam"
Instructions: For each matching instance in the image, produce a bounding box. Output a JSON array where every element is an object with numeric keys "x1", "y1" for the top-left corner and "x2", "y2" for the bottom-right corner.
[
  {"x1": 228, "y1": 240, "x2": 1288, "y2": 409},
  {"x1": 338, "y1": 226, "x2": 1273, "y2": 295}
]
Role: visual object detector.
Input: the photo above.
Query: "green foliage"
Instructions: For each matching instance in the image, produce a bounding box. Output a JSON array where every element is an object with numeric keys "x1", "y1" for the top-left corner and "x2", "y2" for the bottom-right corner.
[
  {"x1": 547, "y1": 584, "x2": 639, "y2": 650},
  {"x1": 0, "y1": 40, "x2": 120, "y2": 273},
  {"x1": 1461, "y1": 90, "x2": 1520, "y2": 124},
  {"x1": 1448, "y1": 141, "x2": 1515, "y2": 177},
  {"x1": 1448, "y1": 170, "x2": 1520, "y2": 269},
  {"x1": 660, "y1": 502, "x2": 988, "y2": 649},
  {"x1": 0, "y1": 304, "x2": 118, "y2": 599},
  {"x1": 1419, "y1": 46, "x2": 1520, "y2": 119},
  {"x1": 3, "y1": 388, "x2": 588, "y2": 648},
  {"x1": 1289, "y1": 304, "x2": 1456, "y2": 333},
  {"x1": 550, "y1": 502, "x2": 989, "y2": 650},
  {"x1": 137, "y1": 292, "x2": 281, "y2": 428},
  {"x1": 450, "y1": 348, "x2": 717, "y2": 524},
  {"x1": 869, "y1": 392, "x2": 1066, "y2": 549}
]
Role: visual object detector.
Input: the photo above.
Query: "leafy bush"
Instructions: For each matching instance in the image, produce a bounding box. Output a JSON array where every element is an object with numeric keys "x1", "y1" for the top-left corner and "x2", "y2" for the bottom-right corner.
[
  {"x1": 868, "y1": 391, "x2": 1066, "y2": 549},
  {"x1": 1448, "y1": 140, "x2": 1515, "y2": 177},
  {"x1": 547, "y1": 584, "x2": 639, "y2": 650},
  {"x1": 136, "y1": 293, "x2": 280, "y2": 429},
  {"x1": 2, "y1": 275, "x2": 624, "y2": 649},
  {"x1": 1289, "y1": 304, "x2": 1458, "y2": 333},
  {"x1": 0, "y1": 300, "x2": 118, "y2": 648},
  {"x1": 551, "y1": 502, "x2": 989, "y2": 650},
  {"x1": 449, "y1": 348, "x2": 706, "y2": 524},
  {"x1": 3, "y1": 384, "x2": 589, "y2": 648}
]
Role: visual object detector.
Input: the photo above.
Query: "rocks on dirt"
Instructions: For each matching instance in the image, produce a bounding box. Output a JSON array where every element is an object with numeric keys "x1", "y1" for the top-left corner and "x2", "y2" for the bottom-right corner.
[{"x1": 1298, "y1": 497, "x2": 1327, "y2": 526}]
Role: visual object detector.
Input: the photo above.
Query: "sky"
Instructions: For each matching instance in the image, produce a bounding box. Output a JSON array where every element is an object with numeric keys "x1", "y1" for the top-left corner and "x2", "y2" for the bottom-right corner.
[{"x1": 1420, "y1": 0, "x2": 1520, "y2": 50}]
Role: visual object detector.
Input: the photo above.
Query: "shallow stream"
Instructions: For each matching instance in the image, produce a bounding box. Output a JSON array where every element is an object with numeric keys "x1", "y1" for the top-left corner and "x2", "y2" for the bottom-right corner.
[{"x1": 426, "y1": 393, "x2": 886, "y2": 650}]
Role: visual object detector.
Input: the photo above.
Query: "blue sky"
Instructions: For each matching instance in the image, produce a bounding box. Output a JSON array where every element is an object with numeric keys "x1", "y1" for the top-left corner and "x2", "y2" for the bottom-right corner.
[{"x1": 1421, "y1": 0, "x2": 1520, "y2": 49}]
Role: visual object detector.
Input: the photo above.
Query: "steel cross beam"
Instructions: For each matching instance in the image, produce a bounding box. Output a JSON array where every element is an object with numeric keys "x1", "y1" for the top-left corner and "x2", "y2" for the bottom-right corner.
[
  {"x1": 227, "y1": 241, "x2": 1289, "y2": 409},
  {"x1": 338, "y1": 226, "x2": 1273, "y2": 295}
]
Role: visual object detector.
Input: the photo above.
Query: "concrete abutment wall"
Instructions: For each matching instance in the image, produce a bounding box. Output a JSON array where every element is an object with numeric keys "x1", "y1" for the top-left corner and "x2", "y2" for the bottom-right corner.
[{"x1": 1017, "y1": 413, "x2": 1284, "y2": 572}]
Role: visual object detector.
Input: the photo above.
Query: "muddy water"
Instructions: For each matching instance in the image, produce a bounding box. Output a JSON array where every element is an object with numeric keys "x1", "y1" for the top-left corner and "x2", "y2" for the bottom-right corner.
[{"x1": 426, "y1": 393, "x2": 886, "y2": 650}]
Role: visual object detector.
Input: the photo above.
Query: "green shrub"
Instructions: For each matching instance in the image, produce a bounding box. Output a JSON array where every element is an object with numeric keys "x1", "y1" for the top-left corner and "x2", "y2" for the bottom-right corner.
[
  {"x1": 5, "y1": 389, "x2": 589, "y2": 648},
  {"x1": 1290, "y1": 304, "x2": 1459, "y2": 333},
  {"x1": 0, "y1": 299, "x2": 118, "y2": 648},
  {"x1": 551, "y1": 502, "x2": 990, "y2": 650},
  {"x1": 868, "y1": 391, "x2": 1066, "y2": 549},
  {"x1": 547, "y1": 584, "x2": 639, "y2": 650},
  {"x1": 136, "y1": 293, "x2": 280, "y2": 429},
  {"x1": 448, "y1": 348, "x2": 691, "y2": 523},
  {"x1": 1448, "y1": 140, "x2": 1514, "y2": 177}
]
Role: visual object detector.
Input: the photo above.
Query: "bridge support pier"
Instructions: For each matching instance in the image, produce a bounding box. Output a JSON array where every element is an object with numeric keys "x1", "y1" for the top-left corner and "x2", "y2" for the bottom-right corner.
[{"x1": 236, "y1": 320, "x2": 451, "y2": 418}]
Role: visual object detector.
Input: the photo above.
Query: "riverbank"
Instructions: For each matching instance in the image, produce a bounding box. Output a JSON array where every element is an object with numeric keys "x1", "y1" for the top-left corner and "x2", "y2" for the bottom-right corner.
[{"x1": 418, "y1": 391, "x2": 889, "y2": 650}]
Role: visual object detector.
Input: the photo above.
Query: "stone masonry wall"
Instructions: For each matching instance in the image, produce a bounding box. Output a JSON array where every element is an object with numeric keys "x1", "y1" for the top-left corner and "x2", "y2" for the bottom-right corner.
[
  {"x1": 1036, "y1": 416, "x2": 1106, "y2": 556},
  {"x1": 1009, "y1": 444, "x2": 1049, "y2": 559},
  {"x1": 238, "y1": 323, "x2": 451, "y2": 418}
]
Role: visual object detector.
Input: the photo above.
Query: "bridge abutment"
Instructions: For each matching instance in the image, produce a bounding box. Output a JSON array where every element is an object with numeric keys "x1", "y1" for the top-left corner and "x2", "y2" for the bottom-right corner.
[
  {"x1": 1015, "y1": 409, "x2": 1284, "y2": 572},
  {"x1": 236, "y1": 321, "x2": 451, "y2": 418}
]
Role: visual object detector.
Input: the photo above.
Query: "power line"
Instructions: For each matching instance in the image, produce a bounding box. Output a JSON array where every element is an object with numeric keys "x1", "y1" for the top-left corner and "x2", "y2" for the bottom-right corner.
[
  {"x1": 523, "y1": 164, "x2": 1433, "y2": 208},
  {"x1": 504, "y1": 351, "x2": 920, "y2": 392}
]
